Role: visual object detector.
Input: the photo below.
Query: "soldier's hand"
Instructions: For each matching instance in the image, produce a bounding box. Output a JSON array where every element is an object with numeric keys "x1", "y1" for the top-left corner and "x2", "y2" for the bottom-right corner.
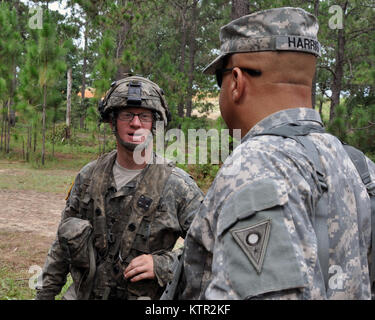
[{"x1": 123, "y1": 254, "x2": 155, "y2": 282}]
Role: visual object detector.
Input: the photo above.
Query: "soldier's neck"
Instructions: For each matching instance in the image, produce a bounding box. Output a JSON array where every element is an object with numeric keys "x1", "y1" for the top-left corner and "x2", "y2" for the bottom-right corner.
[{"x1": 116, "y1": 144, "x2": 152, "y2": 170}]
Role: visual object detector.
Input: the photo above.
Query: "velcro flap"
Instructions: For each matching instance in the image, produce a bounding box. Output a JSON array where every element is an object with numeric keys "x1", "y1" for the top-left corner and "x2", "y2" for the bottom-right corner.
[
  {"x1": 58, "y1": 217, "x2": 92, "y2": 244},
  {"x1": 218, "y1": 178, "x2": 289, "y2": 236}
]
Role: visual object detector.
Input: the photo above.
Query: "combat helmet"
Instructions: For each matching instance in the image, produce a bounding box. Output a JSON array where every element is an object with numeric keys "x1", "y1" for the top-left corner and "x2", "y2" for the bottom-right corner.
[{"x1": 98, "y1": 75, "x2": 171, "y2": 127}]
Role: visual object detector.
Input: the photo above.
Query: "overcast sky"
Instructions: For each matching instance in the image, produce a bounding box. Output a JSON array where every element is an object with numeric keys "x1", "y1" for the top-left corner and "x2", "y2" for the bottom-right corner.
[
  {"x1": 20, "y1": 0, "x2": 71, "y2": 15},
  {"x1": 20, "y1": 0, "x2": 85, "y2": 48}
]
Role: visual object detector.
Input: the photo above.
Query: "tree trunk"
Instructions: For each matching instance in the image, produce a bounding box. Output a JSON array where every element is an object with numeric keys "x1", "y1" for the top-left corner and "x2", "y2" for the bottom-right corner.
[
  {"x1": 1, "y1": 103, "x2": 6, "y2": 151},
  {"x1": 4, "y1": 115, "x2": 8, "y2": 152},
  {"x1": 33, "y1": 126, "x2": 37, "y2": 152},
  {"x1": 42, "y1": 84, "x2": 47, "y2": 165},
  {"x1": 4, "y1": 60, "x2": 17, "y2": 153},
  {"x1": 6, "y1": 98, "x2": 11, "y2": 153},
  {"x1": 231, "y1": 0, "x2": 250, "y2": 20},
  {"x1": 115, "y1": 13, "x2": 132, "y2": 80},
  {"x1": 26, "y1": 125, "x2": 31, "y2": 162},
  {"x1": 186, "y1": 0, "x2": 198, "y2": 118},
  {"x1": 319, "y1": 98, "x2": 324, "y2": 120},
  {"x1": 311, "y1": 0, "x2": 319, "y2": 109},
  {"x1": 52, "y1": 120, "x2": 55, "y2": 157},
  {"x1": 2, "y1": 106, "x2": 7, "y2": 152},
  {"x1": 66, "y1": 67, "x2": 72, "y2": 139},
  {"x1": 22, "y1": 139, "x2": 25, "y2": 160},
  {"x1": 330, "y1": 27, "x2": 346, "y2": 122},
  {"x1": 8, "y1": 61, "x2": 17, "y2": 129},
  {"x1": 329, "y1": 1, "x2": 347, "y2": 123},
  {"x1": 80, "y1": 20, "x2": 88, "y2": 130},
  {"x1": 177, "y1": 3, "x2": 188, "y2": 118}
]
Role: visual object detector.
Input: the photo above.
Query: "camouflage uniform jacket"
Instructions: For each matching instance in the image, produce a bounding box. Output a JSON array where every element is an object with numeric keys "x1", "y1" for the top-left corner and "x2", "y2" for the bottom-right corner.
[
  {"x1": 181, "y1": 108, "x2": 375, "y2": 300},
  {"x1": 36, "y1": 151, "x2": 204, "y2": 300}
]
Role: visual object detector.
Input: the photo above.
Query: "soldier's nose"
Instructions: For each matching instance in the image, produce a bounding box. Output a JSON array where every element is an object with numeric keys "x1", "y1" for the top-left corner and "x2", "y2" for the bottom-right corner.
[{"x1": 130, "y1": 115, "x2": 142, "y2": 127}]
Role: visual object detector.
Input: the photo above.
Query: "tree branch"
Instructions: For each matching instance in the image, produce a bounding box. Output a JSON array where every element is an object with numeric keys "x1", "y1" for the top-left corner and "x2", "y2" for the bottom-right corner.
[
  {"x1": 348, "y1": 27, "x2": 375, "y2": 41},
  {"x1": 317, "y1": 65, "x2": 336, "y2": 78},
  {"x1": 351, "y1": 122, "x2": 375, "y2": 131},
  {"x1": 322, "y1": 89, "x2": 333, "y2": 102}
]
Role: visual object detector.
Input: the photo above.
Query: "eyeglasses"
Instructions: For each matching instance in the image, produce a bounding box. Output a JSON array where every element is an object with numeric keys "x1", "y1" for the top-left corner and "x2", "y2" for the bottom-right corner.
[
  {"x1": 215, "y1": 67, "x2": 262, "y2": 88},
  {"x1": 117, "y1": 111, "x2": 153, "y2": 122}
]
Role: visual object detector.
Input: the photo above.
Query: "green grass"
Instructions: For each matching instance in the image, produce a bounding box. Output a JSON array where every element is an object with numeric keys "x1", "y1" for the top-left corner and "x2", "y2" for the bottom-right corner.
[
  {"x1": 0, "y1": 266, "x2": 35, "y2": 300},
  {"x1": 55, "y1": 275, "x2": 73, "y2": 300},
  {"x1": 0, "y1": 266, "x2": 73, "y2": 300},
  {"x1": 0, "y1": 160, "x2": 77, "y2": 194},
  {"x1": 320, "y1": 100, "x2": 330, "y2": 124},
  {"x1": 2, "y1": 123, "x2": 115, "y2": 169}
]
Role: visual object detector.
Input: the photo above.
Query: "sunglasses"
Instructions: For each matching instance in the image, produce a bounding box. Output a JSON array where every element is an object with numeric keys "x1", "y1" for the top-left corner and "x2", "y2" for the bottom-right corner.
[{"x1": 215, "y1": 67, "x2": 262, "y2": 88}]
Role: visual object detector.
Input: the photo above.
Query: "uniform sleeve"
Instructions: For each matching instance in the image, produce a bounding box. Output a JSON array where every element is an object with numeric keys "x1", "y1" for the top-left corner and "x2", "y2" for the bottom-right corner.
[
  {"x1": 168, "y1": 167, "x2": 205, "y2": 235},
  {"x1": 205, "y1": 178, "x2": 306, "y2": 300},
  {"x1": 35, "y1": 237, "x2": 70, "y2": 300},
  {"x1": 366, "y1": 156, "x2": 375, "y2": 299},
  {"x1": 366, "y1": 156, "x2": 375, "y2": 183},
  {"x1": 35, "y1": 164, "x2": 93, "y2": 300},
  {"x1": 152, "y1": 247, "x2": 183, "y2": 287},
  {"x1": 152, "y1": 167, "x2": 204, "y2": 287}
]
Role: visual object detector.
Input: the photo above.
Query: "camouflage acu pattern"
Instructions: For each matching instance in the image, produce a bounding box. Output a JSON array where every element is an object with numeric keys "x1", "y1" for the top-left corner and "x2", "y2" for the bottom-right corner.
[
  {"x1": 204, "y1": 7, "x2": 321, "y2": 74},
  {"x1": 99, "y1": 76, "x2": 170, "y2": 126},
  {"x1": 180, "y1": 108, "x2": 375, "y2": 299},
  {"x1": 57, "y1": 217, "x2": 93, "y2": 269},
  {"x1": 35, "y1": 151, "x2": 204, "y2": 300}
]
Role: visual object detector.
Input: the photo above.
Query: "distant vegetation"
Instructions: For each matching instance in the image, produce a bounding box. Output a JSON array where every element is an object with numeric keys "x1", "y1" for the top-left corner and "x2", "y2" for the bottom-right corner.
[{"x1": 0, "y1": 0, "x2": 374, "y2": 167}]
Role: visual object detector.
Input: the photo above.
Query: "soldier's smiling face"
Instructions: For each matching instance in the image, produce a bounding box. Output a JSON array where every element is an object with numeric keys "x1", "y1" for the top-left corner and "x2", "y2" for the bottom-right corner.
[{"x1": 115, "y1": 107, "x2": 153, "y2": 146}]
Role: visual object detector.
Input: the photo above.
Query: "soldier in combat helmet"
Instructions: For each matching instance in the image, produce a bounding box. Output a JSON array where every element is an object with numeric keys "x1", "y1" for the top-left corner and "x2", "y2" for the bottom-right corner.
[
  {"x1": 35, "y1": 75, "x2": 204, "y2": 300},
  {"x1": 164, "y1": 7, "x2": 375, "y2": 300}
]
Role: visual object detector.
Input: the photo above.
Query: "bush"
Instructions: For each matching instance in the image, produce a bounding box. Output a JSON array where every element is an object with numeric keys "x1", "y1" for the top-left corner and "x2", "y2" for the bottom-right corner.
[
  {"x1": 47, "y1": 123, "x2": 69, "y2": 144},
  {"x1": 328, "y1": 103, "x2": 375, "y2": 154}
]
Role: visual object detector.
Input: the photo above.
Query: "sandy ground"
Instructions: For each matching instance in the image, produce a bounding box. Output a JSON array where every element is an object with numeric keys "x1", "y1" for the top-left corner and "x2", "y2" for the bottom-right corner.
[
  {"x1": 0, "y1": 189, "x2": 64, "y2": 238},
  {"x1": 0, "y1": 189, "x2": 65, "y2": 271}
]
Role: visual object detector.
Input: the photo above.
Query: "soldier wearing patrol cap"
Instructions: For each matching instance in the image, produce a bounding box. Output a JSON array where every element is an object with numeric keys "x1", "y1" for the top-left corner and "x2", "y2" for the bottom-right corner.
[
  {"x1": 35, "y1": 76, "x2": 204, "y2": 300},
  {"x1": 170, "y1": 7, "x2": 375, "y2": 299}
]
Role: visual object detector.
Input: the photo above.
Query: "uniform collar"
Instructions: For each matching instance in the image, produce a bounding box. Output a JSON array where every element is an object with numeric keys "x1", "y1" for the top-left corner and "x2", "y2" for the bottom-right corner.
[{"x1": 242, "y1": 107, "x2": 323, "y2": 143}]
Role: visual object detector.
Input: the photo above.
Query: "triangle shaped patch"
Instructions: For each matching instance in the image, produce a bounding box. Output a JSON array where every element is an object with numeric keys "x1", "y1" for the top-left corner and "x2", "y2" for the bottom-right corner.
[{"x1": 231, "y1": 219, "x2": 271, "y2": 274}]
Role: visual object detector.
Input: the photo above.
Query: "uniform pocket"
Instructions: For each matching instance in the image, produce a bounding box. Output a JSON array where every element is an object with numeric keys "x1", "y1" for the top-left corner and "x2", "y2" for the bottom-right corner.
[{"x1": 58, "y1": 217, "x2": 93, "y2": 268}]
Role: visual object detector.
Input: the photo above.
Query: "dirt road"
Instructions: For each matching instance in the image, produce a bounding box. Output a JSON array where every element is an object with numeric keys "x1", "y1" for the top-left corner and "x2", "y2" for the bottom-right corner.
[
  {"x1": 0, "y1": 189, "x2": 65, "y2": 272},
  {"x1": 0, "y1": 189, "x2": 65, "y2": 238}
]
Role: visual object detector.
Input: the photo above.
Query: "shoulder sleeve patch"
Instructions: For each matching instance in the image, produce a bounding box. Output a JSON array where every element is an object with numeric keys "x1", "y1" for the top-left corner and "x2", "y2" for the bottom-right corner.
[
  {"x1": 231, "y1": 218, "x2": 271, "y2": 274},
  {"x1": 221, "y1": 206, "x2": 305, "y2": 299}
]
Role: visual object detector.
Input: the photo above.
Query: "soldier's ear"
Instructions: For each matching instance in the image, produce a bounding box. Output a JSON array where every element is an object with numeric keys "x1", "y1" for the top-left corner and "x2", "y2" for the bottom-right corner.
[{"x1": 231, "y1": 67, "x2": 245, "y2": 103}]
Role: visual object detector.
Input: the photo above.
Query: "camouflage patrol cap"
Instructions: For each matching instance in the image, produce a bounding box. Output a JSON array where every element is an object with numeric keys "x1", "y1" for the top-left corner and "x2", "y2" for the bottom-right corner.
[
  {"x1": 99, "y1": 75, "x2": 170, "y2": 126},
  {"x1": 204, "y1": 7, "x2": 321, "y2": 75}
]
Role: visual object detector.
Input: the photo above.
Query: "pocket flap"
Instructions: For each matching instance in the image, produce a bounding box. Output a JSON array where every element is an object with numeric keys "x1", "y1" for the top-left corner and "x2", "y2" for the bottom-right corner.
[
  {"x1": 218, "y1": 178, "x2": 289, "y2": 236},
  {"x1": 58, "y1": 217, "x2": 92, "y2": 248}
]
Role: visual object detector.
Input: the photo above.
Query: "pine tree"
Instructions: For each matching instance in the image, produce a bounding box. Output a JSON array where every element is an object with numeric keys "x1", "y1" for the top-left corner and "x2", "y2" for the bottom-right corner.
[
  {"x1": 92, "y1": 29, "x2": 116, "y2": 154},
  {"x1": 0, "y1": 3, "x2": 22, "y2": 153},
  {"x1": 19, "y1": 12, "x2": 66, "y2": 165},
  {"x1": 93, "y1": 30, "x2": 116, "y2": 97}
]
